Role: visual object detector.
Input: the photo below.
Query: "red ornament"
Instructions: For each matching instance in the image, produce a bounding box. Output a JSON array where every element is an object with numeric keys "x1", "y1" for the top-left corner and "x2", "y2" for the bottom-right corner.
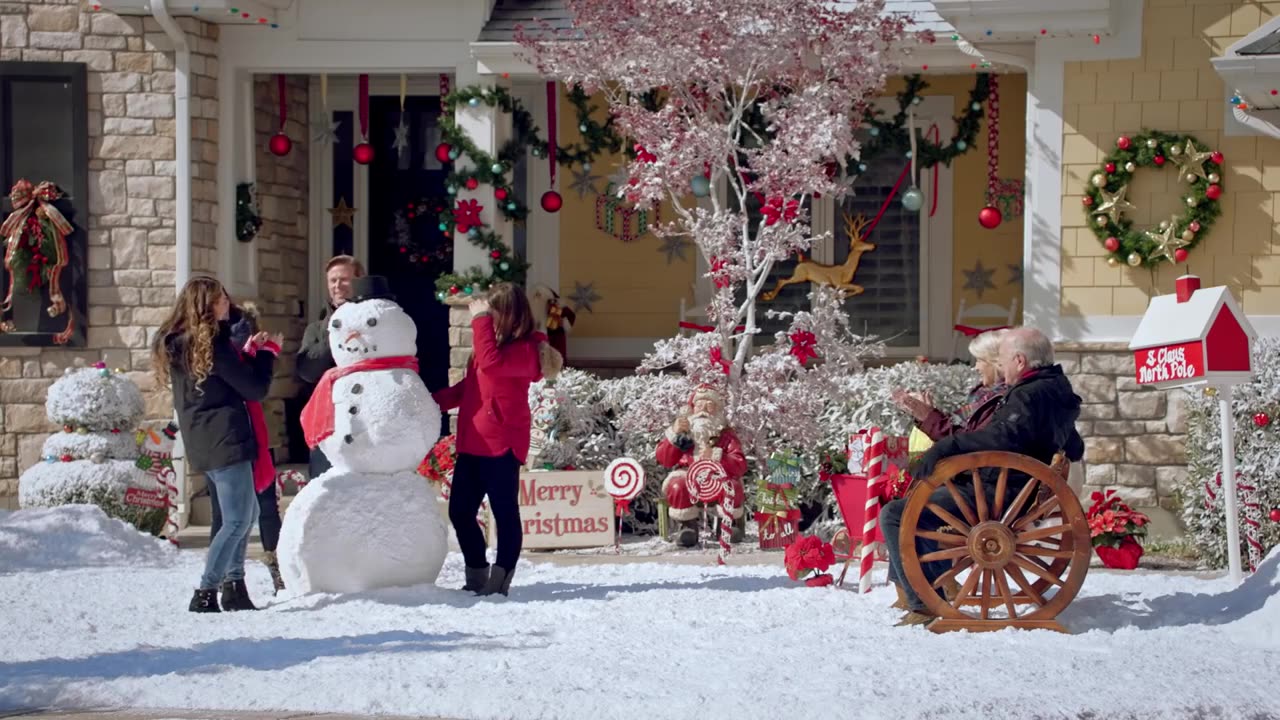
[
  {"x1": 1174, "y1": 248, "x2": 1189, "y2": 263},
  {"x1": 1210, "y1": 151, "x2": 1224, "y2": 164},
  {"x1": 495, "y1": 188, "x2": 508, "y2": 201},
  {"x1": 63, "y1": 424, "x2": 73, "y2": 433},
  {"x1": 435, "y1": 143, "x2": 453, "y2": 163},
  {"x1": 540, "y1": 190, "x2": 563, "y2": 213},
  {"x1": 1117, "y1": 136, "x2": 1132, "y2": 150},
  {"x1": 1105, "y1": 162, "x2": 1116, "y2": 174},
  {"x1": 353, "y1": 142, "x2": 375, "y2": 165},
  {"x1": 1271, "y1": 508, "x2": 1280, "y2": 523},
  {"x1": 60, "y1": 454, "x2": 73, "y2": 463},
  {"x1": 978, "y1": 205, "x2": 1002, "y2": 229},
  {"x1": 465, "y1": 177, "x2": 479, "y2": 191},
  {"x1": 1254, "y1": 412, "x2": 1272, "y2": 428},
  {"x1": 490, "y1": 250, "x2": 501, "y2": 259},
  {"x1": 268, "y1": 132, "x2": 292, "y2": 157},
  {"x1": 1092, "y1": 34, "x2": 1101, "y2": 44},
  {"x1": 1205, "y1": 184, "x2": 1222, "y2": 200},
  {"x1": 1105, "y1": 236, "x2": 1120, "y2": 252},
  {"x1": 1082, "y1": 196, "x2": 1094, "y2": 206},
  {"x1": 1153, "y1": 155, "x2": 1166, "y2": 166},
  {"x1": 448, "y1": 285, "x2": 459, "y2": 295}
]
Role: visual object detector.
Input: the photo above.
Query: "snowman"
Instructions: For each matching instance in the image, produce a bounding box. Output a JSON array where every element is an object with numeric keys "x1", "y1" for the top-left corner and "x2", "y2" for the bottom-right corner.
[{"x1": 278, "y1": 275, "x2": 447, "y2": 594}]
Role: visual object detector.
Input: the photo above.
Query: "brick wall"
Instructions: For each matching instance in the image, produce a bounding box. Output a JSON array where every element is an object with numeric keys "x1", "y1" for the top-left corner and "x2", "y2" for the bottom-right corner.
[
  {"x1": 1060, "y1": 0, "x2": 1280, "y2": 316},
  {"x1": 0, "y1": 2, "x2": 220, "y2": 509}
]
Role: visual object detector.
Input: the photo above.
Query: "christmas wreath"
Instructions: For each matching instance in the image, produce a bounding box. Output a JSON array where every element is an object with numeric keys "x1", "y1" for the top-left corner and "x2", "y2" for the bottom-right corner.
[
  {"x1": 1083, "y1": 130, "x2": 1224, "y2": 269},
  {"x1": 1, "y1": 179, "x2": 75, "y2": 343}
]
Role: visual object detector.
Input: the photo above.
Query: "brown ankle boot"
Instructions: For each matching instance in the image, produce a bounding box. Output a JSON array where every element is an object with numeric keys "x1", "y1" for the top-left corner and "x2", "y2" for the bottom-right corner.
[
  {"x1": 263, "y1": 551, "x2": 285, "y2": 595},
  {"x1": 891, "y1": 583, "x2": 909, "y2": 610}
]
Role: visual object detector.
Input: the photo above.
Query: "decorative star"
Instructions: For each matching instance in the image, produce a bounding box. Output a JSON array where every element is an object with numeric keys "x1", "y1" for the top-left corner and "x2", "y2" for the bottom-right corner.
[
  {"x1": 392, "y1": 117, "x2": 410, "y2": 158},
  {"x1": 1007, "y1": 263, "x2": 1023, "y2": 286},
  {"x1": 312, "y1": 115, "x2": 341, "y2": 146},
  {"x1": 658, "y1": 236, "x2": 692, "y2": 264},
  {"x1": 1145, "y1": 216, "x2": 1187, "y2": 264},
  {"x1": 1175, "y1": 138, "x2": 1213, "y2": 184},
  {"x1": 568, "y1": 166, "x2": 604, "y2": 199},
  {"x1": 568, "y1": 281, "x2": 603, "y2": 313},
  {"x1": 962, "y1": 260, "x2": 997, "y2": 298},
  {"x1": 328, "y1": 197, "x2": 356, "y2": 229},
  {"x1": 1095, "y1": 184, "x2": 1136, "y2": 224}
]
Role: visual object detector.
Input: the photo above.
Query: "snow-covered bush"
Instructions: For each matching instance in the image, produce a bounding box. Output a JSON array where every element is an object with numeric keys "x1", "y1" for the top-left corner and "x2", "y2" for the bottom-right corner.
[
  {"x1": 18, "y1": 366, "x2": 167, "y2": 535},
  {"x1": 527, "y1": 368, "x2": 623, "y2": 472},
  {"x1": 1182, "y1": 337, "x2": 1280, "y2": 569}
]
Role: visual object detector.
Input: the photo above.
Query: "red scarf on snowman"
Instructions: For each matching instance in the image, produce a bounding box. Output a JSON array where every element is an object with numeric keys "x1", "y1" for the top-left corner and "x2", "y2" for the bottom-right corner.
[{"x1": 301, "y1": 356, "x2": 420, "y2": 448}]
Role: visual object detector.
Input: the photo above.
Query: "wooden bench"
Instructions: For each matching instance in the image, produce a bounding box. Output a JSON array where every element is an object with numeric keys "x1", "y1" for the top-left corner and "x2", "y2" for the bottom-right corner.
[{"x1": 897, "y1": 451, "x2": 1091, "y2": 634}]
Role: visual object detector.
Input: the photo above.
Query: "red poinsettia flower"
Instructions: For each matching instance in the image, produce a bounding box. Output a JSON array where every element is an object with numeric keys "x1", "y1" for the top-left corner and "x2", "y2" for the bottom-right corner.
[{"x1": 452, "y1": 199, "x2": 484, "y2": 231}]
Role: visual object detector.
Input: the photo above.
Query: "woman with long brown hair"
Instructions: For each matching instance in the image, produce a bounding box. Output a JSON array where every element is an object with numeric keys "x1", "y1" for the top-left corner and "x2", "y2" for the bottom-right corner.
[
  {"x1": 152, "y1": 276, "x2": 282, "y2": 613},
  {"x1": 433, "y1": 283, "x2": 561, "y2": 597}
]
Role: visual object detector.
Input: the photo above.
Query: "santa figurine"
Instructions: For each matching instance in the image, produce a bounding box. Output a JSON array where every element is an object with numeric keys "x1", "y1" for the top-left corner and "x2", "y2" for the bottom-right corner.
[
  {"x1": 656, "y1": 385, "x2": 748, "y2": 547},
  {"x1": 530, "y1": 284, "x2": 575, "y2": 365}
]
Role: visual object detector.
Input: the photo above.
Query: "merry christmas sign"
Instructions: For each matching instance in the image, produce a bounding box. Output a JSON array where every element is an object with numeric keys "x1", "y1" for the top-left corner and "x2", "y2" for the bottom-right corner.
[{"x1": 518, "y1": 470, "x2": 615, "y2": 549}]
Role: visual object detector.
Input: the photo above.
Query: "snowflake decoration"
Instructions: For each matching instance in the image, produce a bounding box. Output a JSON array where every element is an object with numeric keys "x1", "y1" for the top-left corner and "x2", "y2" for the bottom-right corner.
[
  {"x1": 1007, "y1": 263, "x2": 1023, "y2": 286},
  {"x1": 568, "y1": 167, "x2": 604, "y2": 200},
  {"x1": 568, "y1": 281, "x2": 603, "y2": 313},
  {"x1": 312, "y1": 115, "x2": 341, "y2": 146},
  {"x1": 962, "y1": 260, "x2": 997, "y2": 298},
  {"x1": 392, "y1": 117, "x2": 410, "y2": 159},
  {"x1": 658, "y1": 236, "x2": 692, "y2": 264},
  {"x1": 452, "y1": 199, "x2": 484, "y2": 231}
]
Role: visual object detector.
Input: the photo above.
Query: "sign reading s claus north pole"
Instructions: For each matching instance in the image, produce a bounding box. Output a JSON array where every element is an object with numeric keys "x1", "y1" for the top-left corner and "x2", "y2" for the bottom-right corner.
[{"x1": 518, "y1": 470, "x2": 615, "y2": 549}]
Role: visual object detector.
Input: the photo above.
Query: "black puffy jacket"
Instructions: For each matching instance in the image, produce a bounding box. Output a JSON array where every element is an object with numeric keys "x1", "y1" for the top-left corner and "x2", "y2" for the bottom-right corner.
[{"x1": 165, "y1": 320, "x2": 275, "y2": 473}]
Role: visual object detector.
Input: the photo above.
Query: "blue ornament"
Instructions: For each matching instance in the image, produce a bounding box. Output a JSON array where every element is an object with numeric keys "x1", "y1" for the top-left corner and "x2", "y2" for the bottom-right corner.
[
  {"x1": 579, "y1": 124, "x2": 588, "y2": 132},
  {"x1": 499, "y1": 261, "x2": 510, "y2": 271},
  {"x1": 448, "y1": 149, "x2": 459, "y2": 160},
  {"x1": 690, "y1": 175, "x2": 712, "y2": 197},
  {"x1": 490, "y1": 163, "x2": 503, "y2": 174},
  {"x1": 858, "y1": 163, "x2": 867, "y2": 172},
  {"x1": 468, "y1": 228, "x2": 479, "y2": 238},
  {"x1": 438, "y1": 222, "x2": 448, "y2": 231},
  {"x1": 985, "y1": 29, "x2": 993, "y2": 36},
  {"x1": 582, "y1": 162, "x2": 592, "y2": 171},
  {"x1": 506, "y1": 202, "x2": 517, "y2": 211},
  {"x1": 905, "y1": 150, "x2": 913, "y2": 159},
  {"x1": 956, "y1": 140, "x2": 967, "y2": 151},
  {"x1": 901, "y1": 187, "x2": 924, "y2": 212},
  {"x1": 869, "y1": 127, "x2": 880, "y2": 137},
  {"x1": 468, "y1": 97, "x2": 480, "y2": 107},
  {"x1": 971, "y1": 102, "x2": 982, "y2": 111},
  {"x1": 464, "y1": 286, "x2": 475, "y2": 295},
  {"x1": 44, "y1": 455, "x2": 56, "y2": 464},
  {"x1": 436, "y1": 292, "x2": 445, "y2": 301},
  {"x1": 1230, "y1": 95, "x2": 1241, "y2": 105},
  {"x1": 446, "y1": 186, "x2": 457, "y2": 195},
  {"x1": 911, "y1": 96, "x2": 922, "y2": 105}
]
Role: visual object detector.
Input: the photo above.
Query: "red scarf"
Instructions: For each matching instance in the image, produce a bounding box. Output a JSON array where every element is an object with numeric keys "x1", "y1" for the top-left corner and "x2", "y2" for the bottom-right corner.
[
  {"x1": 301, "y1": 356, "x2": 420, "y2": 448},
  {"x1": 245, "y1": 400, "x2": 275, "y2": 493}
]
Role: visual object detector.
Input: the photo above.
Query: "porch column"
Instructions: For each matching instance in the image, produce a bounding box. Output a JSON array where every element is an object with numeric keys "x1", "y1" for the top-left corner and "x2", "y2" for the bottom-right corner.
[
  {"x1": 448, "y1": 65, "x2": 514, "y2": 385},
  {"x1": 1021, "y1": 51, "x2": 1065, "y2": 340}
]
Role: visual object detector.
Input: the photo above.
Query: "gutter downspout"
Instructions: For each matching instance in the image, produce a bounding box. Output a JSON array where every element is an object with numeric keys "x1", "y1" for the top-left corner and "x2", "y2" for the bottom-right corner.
[{"x1": 151, "y1": 0, "x2": 193, "y2": 532}]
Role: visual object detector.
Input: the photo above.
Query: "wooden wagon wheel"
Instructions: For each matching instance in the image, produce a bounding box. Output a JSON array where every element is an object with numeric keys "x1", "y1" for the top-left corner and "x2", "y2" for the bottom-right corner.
[{"x1": 898, "y1": 451, "x2": 1091, "y2": 633}]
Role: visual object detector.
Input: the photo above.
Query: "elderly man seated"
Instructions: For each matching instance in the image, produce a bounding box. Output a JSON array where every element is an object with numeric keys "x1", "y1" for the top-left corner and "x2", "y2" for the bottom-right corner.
[{"x1": 879, "y1": 327, "x2": 1086, "y2": 627}]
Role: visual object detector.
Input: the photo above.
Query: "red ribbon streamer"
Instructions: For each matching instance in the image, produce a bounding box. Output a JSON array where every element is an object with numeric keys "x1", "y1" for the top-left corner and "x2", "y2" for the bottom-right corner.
[
  {"x1": 358, "y1": 74, "x2": 370, "y2": 141},
  {"x1": 277, "y1": 74, "x2": 287, "y2": 131},
  {"x1": 546, "y1": 81, "x2": 558, "y2": 184},
  {"x1": 987, "y1": 74, "x2": 1000, "y2": 197},
  {"x1": 865, "y1": 163, "x2": 911, "y2": 237},
  {"x1": 679, "y1": 321, "x2": 746, "y2": 333}
]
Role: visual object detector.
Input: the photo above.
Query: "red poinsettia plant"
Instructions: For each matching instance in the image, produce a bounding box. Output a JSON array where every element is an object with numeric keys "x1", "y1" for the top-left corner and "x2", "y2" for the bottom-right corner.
[
  {"x1": 1086, "y1": 489, "x2": 1150, "y2": 548},
  {"x1": 784, "y1": 534, "x2": 836, "y2": 587},
  {"x1": 417, "y1": 435, "x2": 456, "y2": 484}
]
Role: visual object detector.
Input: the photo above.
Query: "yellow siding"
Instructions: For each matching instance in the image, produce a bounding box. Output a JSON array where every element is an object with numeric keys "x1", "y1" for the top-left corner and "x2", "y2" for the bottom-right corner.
[{"x1": 1060, "y1": 0, "x2": 1280, "y2": 316}]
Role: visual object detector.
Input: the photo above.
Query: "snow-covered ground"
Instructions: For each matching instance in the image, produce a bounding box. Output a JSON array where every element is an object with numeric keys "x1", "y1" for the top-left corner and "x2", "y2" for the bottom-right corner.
[{"x1": 1, "y1": 507, "x2": 1279, "y2": 720}]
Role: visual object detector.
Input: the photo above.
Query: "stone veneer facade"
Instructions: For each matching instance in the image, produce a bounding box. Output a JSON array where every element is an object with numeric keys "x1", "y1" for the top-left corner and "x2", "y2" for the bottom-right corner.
[
  {"x1": 0, "y1": 1, "x2": 309, "y2": 508},
  {"x1": 1058, "y1": 343, "x2": 1189, "y2": 523}
]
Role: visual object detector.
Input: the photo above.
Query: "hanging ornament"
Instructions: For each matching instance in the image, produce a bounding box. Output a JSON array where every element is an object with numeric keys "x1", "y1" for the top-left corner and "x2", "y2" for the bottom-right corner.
[
  {"x1": 1253, "y1": 412, "x2": 1272, "y2": 428},
  {"x1": 543, "y1": 81, "x2": 561, "y2": 214},
  {"x1": 353, "y1": 74, "x2": 374, "y2": 165},
  {"x1": 1104, "y1": 236, "x2": 1120, "y2": 252},
  {"x1": 1107, "y1": 257, "x2": 1121, "y2": 268},
  {"x1": 978, "y1": 74, "x2": 1003, "y2": 230},
  {"x1": 495, "y1": 188, "x2": 508, "y2": 201},
  {"x1": 901, "y1": 187, "x2": 924, "y2": 212},
  {"x1": 1271, "y1": 508, "x2": 1280, "y2": 523},
  {"x1": 1174, "y1": 248, "x2": 1188, "y2": 263},
  {"x1": 435, "y1": 143, "x2": 452, "y2": 164},
  {"x1": 465, "y1": 177, "x2": 479, "y2": 191},
  {"x1": 269, "y1": 75, "x2": 291, "y2": 157},
  {"x1": 978, "y1": 206, "x2": 1002, "y2": 229},
  {"x1": 1205, "y1": 184, "x2": 1222, "y2": 200},
  {"x1": 392, "y1": 74, "x2": 410, "y2": 161},
  {"x1": 1127, "y1": 252, "x2": 1142, "y2": 267},
  {"x1": 690, "y1": 175, "x2": 711, "y2": 197},
  {"x1": 1117, "y1": 136, "x2": 1132, "y2": 150}
]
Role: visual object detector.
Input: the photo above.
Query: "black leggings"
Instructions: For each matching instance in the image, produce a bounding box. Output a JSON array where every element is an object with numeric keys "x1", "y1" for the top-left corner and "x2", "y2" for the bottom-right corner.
[
  {"x1": 449, "y1": 451, "x2": 523, "y2": 571},
  {"x1": 209, "y1": 482, "x2": 282, "y2": 553}
]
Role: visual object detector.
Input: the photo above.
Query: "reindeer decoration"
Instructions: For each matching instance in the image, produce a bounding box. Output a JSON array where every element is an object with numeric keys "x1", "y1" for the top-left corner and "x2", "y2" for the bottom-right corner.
[{"x1": 760, "y1": 212, "x2": 877, "y2": 301}]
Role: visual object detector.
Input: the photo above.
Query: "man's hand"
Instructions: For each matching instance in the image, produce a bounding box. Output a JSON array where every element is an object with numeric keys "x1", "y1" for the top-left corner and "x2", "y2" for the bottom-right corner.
[
  {"x1": 673, "y1": 415, "x2": 690, "y2": 434},
  {"x1": 469, "y1": 298, "x2": 490, "y2": 317}
]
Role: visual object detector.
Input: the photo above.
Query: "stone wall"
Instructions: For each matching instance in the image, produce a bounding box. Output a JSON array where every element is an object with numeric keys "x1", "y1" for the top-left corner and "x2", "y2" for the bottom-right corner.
[
  {"x1": 1058, "y1": 342, "x2": 1189, "y2": 531},
  {"x1": 0, "y1": 2, "x2": 220, "y2": 509}
]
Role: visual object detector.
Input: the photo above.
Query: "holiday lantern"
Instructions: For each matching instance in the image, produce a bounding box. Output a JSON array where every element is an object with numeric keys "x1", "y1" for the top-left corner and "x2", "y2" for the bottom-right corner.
[{"x1": 1129, "y1": 274, "x2": 1257, "y2": 581}]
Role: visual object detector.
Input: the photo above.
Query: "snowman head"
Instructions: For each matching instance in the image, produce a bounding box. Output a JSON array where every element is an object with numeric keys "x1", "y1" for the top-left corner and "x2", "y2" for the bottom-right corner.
[{"x1": 327, "y1": 298, "x2": 417, "y2": 367}]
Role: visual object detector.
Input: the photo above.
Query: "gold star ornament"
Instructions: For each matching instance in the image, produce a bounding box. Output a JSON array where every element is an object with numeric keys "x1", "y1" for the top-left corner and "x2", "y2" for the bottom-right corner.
[
  {"x1": 1175, "y1": 139, "x2": 1214, "y2": 184},
  {"x1": 1145, "y1": 215, "x2": 1187, "y2": 264},
  {"x1": 329, "y1": 197, "x2": 356, "y2": 229},
  {"x1": 1095, "y1": 184, "x2": 1136, "y2": 224}
]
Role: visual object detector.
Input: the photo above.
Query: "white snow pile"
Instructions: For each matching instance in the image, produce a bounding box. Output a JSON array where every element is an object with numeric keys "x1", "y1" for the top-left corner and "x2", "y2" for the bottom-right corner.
[
  {"x1": 1, "y1": 551, "x2": 1278, "y2": 719},
  {"x1": 45, "y1": 367, "x2": 145, "y2": 432},
  {"x1": 0, "y1": 505, "x2": 176, "y2": 573}
]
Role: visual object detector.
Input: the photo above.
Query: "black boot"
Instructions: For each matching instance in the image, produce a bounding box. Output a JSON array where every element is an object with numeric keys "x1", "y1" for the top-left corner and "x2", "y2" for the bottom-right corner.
[
  {"x1": 188, "y1": 588, "x2": 220, "y2": 613},
  {"x1": 219, "y1": 579, "x2": 258, "y2": 611},
  {"x1": 462, "y1": 565, "x2": 490, "y2": 593},
  {"x1": 674, "y1": 519, "x2": 700, "y2": 548},
  {"x1": 478, "y1": 565, "x2": 515, "y2": 597}
]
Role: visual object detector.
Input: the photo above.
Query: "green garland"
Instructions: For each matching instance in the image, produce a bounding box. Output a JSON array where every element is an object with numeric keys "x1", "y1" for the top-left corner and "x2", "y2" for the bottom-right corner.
[
  {"x1": 235, "y1": 182, "x2": 262, "y2": 243},
  {"x1": 1082, "y1": 129, "x2": 1223, "y2": 269}
]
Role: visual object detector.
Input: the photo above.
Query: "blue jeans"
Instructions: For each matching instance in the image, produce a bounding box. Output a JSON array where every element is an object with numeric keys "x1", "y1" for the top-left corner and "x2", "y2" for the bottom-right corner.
[{"x1": 199, "y1": 461, "x2": 259, "y2": 590}]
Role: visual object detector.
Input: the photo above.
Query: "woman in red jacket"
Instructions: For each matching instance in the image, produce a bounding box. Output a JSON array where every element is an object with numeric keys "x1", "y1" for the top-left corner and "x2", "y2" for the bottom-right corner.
[{"x1": 433, "y1": 283, "x2": 560, "y2": 597}]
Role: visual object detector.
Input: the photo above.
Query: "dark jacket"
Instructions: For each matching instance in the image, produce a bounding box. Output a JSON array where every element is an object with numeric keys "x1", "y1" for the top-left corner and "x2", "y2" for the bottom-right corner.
[
  {"x1": 295, "y1": 305, "x2": 334, "y2": 385},
  {"x1": 166, "y1": 320, "x2": 276, "y2": 473},
  {"x1": 916, "y1": 365, "x2": 1085, "y2": 481}
]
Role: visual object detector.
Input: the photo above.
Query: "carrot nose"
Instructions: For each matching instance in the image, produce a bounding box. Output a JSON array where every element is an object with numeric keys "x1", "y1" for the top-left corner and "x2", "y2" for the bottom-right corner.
[{"x1": 344, "y1": 331, "x2": 362, "y2": 343}]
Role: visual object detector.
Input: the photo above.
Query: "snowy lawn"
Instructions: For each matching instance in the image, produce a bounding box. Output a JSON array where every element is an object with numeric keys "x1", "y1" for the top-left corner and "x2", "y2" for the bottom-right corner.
[{"x1": 1, "y1": 508, "x2": 1279, "y2": 720}]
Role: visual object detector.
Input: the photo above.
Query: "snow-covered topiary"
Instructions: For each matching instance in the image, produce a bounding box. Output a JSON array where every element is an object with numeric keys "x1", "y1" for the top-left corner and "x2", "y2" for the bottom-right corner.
[
  {"x1": 19, "y1": 366, "x2": 167, "y2": 535},
  {"x1": 1182, "y1": 336, "x2": 1280, "y2": 569},
  {"x1": 526, "y1": 369, "x2": 622, "y2": 472}
]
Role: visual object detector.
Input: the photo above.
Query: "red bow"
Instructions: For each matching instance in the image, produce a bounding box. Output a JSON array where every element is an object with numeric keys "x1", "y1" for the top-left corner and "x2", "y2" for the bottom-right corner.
[
  {"x1": 614, "y1": 498, "x2": 631, "y2": 516},
  {"x1": 789, "y1": 329, "x2": 818, "y2": 365},
  {"x1": 760, "y1": 196, "x2": 799, "y2": 226},
  {"x1": 709, "y1": 257, "x2": 732, "y2": 289},
  {"x1": 709, "y1": 346, "x2": 731, "y2": 375}
]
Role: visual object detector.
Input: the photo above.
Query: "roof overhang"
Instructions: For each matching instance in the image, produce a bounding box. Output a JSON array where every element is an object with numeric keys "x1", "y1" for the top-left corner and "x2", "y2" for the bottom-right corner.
[
  {"x1": 1212, "y1": 16, "x2": 1280, "y2": 139},
  {"x1": 94, "y1": 0, "x2": 292, "y2": 27},
  {"x1": 927, "y1": 0, "x2": 1118, "y2": 42}
]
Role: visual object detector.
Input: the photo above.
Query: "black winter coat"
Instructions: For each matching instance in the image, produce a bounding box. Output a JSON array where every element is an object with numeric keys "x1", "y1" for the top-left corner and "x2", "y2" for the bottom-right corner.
[
  {"x1": 166, "y1": 321, "x2": 275, "y2": 473},
  {"x1": 295, "y1": 305, "x2": 334, "y2": 385},
  {"x1": 916, "y1": 364, "x2": 1085, "y2": 482}
]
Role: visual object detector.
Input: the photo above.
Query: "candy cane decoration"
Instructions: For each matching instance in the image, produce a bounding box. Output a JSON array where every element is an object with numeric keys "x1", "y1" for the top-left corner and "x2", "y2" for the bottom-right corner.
[
  {"x1": 1238, "y1": 477, "x2": 1264, "y2": 573},
  {"x1": 859, "y1": 428, "x2": 887, "y2": 594},
  {"x1": 718, "y1": 480, "x2": 735, "y2": 566},
  {"x1": 154, "y1": 465, "x2": 180, "y2": 546}
]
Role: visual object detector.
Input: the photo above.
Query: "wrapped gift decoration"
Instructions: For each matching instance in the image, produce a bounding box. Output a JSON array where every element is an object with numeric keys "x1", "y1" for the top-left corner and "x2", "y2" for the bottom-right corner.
[{"x1": 756, "y1": 466, "x2": 800, "y2": 550}]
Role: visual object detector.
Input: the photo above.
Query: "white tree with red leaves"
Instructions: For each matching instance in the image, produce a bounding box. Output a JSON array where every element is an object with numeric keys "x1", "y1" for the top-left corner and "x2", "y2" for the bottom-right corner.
[{"x1": 517, "y1": 0, "x2": 925, "y2": 381}]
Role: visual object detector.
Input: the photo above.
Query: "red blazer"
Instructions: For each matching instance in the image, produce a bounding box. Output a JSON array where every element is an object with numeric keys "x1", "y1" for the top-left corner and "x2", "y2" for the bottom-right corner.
[{"x1": 433, "y1": 314, "x2": 546, "y2": 464}]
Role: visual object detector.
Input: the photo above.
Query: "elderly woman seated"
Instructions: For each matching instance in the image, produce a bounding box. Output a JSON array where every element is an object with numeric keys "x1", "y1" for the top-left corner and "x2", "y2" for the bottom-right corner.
[{"x1": 892, "y1": 328, "x2": 1010, "y2": 441}]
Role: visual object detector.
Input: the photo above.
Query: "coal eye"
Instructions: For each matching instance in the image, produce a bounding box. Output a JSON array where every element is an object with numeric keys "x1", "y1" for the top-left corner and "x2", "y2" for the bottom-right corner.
[
  {"x1": 331, "y1": 319, "x2": 342, "y2": 329},
  {"x1": 367, "y1": 318, "x2": 377, "y2": 327}
]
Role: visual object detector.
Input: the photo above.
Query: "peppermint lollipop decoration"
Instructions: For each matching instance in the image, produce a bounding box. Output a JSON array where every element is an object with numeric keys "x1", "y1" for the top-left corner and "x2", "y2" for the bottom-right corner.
[
  {"x1": 686, "y1": 459, "x2": 727, "y2": 503},
  {"x1": 604, "y1": 457, "x2": 646, "y2": 552}
]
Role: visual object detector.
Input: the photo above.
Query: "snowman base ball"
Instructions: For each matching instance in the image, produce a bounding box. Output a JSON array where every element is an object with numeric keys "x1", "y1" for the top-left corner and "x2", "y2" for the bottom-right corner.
[{"x1": 277, "y1": 469, "x2": 448, "y2": 594}]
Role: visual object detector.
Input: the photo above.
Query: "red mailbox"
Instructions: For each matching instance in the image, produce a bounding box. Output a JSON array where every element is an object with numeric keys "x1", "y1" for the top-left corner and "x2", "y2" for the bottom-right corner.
[{"x1": 1129, "y1": 275, "x2": 1255, "y2": 390}]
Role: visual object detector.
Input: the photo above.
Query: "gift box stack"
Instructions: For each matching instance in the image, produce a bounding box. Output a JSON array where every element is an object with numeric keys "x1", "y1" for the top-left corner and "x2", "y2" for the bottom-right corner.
[{"x1": 756, "y1": 452, "x2": 802, "y2": 550}]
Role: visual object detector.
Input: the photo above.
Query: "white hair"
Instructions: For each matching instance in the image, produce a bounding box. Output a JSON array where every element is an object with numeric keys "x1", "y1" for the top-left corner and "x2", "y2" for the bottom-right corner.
[
  {"x1": 967, "y1": 329, "x2": 1008, "y2": 363},
  {"x1": 1005, "y1": 327, "x2": 1055, "y2": 368}
]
